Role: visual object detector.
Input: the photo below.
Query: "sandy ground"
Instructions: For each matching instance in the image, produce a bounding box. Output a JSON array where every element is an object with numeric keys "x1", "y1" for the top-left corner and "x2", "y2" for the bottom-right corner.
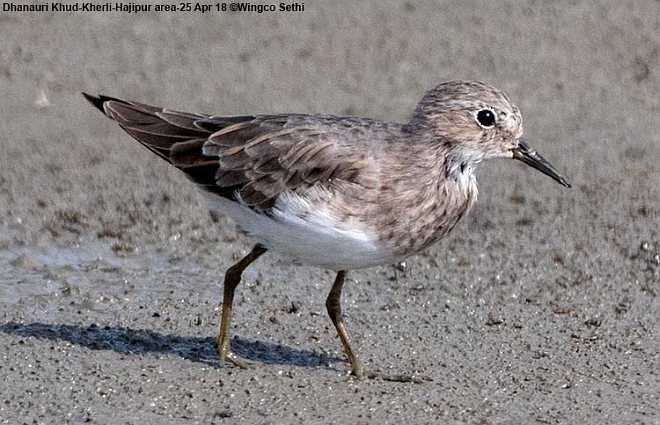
[{"x1": 1, "y1": 1, "x2": 659, "y2": 423}]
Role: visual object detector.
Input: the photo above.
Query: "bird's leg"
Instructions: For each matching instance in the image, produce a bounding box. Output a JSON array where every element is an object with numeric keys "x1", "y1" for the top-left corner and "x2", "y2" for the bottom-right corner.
[
  {"x1": 326, "y1": 271, "x2": 364, "y2": 375},
  {"x1": 217, "y1": 244, "x2": 267, "y2": 368},
  {"x1": 325, "y1": 270, "x2": 429, "y2": 383}
]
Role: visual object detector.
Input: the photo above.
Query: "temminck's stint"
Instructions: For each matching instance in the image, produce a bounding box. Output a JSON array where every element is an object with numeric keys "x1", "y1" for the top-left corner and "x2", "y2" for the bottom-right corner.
[{"x1": 84, "y1": 80, "x2": 570, "y2": 382}]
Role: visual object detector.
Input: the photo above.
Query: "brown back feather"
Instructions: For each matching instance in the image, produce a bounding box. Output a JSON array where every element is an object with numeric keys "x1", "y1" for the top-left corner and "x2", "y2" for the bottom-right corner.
[{"x1": 83, "y1": 93, "x2": 373, "y2": 212}]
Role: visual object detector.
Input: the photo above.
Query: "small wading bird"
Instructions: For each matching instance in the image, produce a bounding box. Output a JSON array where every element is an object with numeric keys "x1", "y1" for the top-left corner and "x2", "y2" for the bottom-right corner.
[{"x1": 84, "y1": 81, "x2": 570, "y2": 382}]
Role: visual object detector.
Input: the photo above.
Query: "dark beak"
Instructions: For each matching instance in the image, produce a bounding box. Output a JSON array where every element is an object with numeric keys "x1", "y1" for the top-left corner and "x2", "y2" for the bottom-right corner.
[{"x1": 512, "y1": 139, "x2": 571, "y2": 188}]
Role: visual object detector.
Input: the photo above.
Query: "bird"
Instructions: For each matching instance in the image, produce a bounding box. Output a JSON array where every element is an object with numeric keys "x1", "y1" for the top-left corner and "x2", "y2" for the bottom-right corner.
[{"x1": 83, "y1": 80, "x2": 570, "y2": 382}]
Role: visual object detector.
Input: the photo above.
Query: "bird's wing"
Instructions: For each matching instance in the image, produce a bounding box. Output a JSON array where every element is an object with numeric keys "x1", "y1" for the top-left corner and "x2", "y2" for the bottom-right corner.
[{"x1": 83, "y1": 94, "x2": 375, "y2": 212}]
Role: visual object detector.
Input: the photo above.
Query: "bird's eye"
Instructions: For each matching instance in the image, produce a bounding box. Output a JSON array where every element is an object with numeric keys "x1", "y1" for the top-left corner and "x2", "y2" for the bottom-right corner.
[{"x1": 476, "y1": 109, "x2": 496, "y2": 128}]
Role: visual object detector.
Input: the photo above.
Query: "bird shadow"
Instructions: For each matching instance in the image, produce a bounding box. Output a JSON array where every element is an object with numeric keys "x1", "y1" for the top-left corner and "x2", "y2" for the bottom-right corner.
[{"x1": 0, "y1": 321, "x2": 339, "y2": 368}]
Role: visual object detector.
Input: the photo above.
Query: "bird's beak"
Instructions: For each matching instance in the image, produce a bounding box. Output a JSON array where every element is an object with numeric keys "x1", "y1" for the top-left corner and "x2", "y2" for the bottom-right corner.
[{"x1": 512, "y1": 139, "x2": 571, "y2": 188}]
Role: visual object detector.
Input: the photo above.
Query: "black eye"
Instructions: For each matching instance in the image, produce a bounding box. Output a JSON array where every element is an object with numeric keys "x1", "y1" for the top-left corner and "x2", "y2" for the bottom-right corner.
[{"x1": 476, "y1": 109, "x2": 496, "y2": 128}]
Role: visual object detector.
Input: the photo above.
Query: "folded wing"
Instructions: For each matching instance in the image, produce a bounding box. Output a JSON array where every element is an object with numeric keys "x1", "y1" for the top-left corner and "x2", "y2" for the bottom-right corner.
[{"x1": 83, "y1": 94, "x2": 371, "y2": 212}]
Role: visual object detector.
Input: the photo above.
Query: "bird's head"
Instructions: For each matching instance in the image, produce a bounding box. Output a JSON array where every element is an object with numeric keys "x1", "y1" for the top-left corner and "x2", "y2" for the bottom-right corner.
[{"x1": 408, "y1": 80, "x2": 570, "y2": 188}]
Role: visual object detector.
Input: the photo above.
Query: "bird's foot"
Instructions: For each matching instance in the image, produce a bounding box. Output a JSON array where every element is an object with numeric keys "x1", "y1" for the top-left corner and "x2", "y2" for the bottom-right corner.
[{"x1": 220, "y1": 350, "x2": 252, "y2": 369}]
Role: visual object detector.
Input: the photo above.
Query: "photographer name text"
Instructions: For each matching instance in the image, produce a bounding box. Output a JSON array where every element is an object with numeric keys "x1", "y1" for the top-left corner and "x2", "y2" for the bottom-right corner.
[{"x1": 2, "y1": 2, "x2": 305, "y2": 13}]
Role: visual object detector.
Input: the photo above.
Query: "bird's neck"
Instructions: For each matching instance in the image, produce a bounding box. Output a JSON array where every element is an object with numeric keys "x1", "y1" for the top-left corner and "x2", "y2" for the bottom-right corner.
[
  {"x1": 395, "y1": 127, "x2": 480, "y2": 201},
  {"x1": 442, "y1": 150, "x2": 480, "y2": 203},
  {"x1": 445, "y1": 153, "x2": 478, "y2": 179}
]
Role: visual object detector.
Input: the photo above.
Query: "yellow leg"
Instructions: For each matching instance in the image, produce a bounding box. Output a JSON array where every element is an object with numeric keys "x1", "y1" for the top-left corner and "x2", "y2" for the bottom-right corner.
[
  {"x1": 325, "y1": 270, "x2": 365, "y2": 376},
  {"x1": 325, "y1": 270, "x2": 429, "y2": 383},
  {"x1": 217, "y1": 244, "x2": 266, "y2": 367}
]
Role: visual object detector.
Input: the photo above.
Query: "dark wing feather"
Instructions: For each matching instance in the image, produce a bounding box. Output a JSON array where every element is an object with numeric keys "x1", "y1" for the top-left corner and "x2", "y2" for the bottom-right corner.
[{"x1": 83, "y1": 93, "x2": 374, "y2": 212}]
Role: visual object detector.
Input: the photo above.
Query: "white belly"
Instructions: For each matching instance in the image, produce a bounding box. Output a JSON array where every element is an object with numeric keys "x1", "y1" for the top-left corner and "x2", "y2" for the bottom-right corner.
[{"x1": 203, "y1": 190, "x2": 396, "y2": 270}]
